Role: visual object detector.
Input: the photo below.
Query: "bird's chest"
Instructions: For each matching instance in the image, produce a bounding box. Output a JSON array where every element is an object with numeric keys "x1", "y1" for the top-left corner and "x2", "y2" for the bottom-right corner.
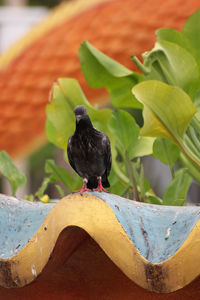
[
  {"x1": 72, "y1": 134, "x2": 104, "y2": 176},
  {"x1": 72, "y1": 135, "x2": 101, "y2": 159}
]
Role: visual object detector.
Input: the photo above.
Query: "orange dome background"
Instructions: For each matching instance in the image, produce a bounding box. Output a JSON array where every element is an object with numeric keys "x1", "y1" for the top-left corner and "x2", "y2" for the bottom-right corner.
[{"x1": 0, "y1": 0, "x2": 200, "y2": 158}]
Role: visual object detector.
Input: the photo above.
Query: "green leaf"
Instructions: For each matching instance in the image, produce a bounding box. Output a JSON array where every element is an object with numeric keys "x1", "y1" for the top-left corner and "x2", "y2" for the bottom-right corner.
[
  {"x1": 46, "y1": 78, "x2": 128, "y2": 184},
  {"x1": 156, "y1": 28, "x2": 192, "y2": 55},
  {"x1": 55, "y1": 184, "x2": 65, "y2": 198},
  {"x1": 35, "y1": 176, "x2": 54, "y2": 199},
  {"x1": 145, "y1": 193, "x2": 163, "y2": 205},
  {"x1": 132, "y1": 80, "x2": 196, "y2": 143},
  {"x1": 153, "y1": 138, "x2": 180, "y2": 167},
  {"x1": 0, "y1": 151, "x2": 27, "y2": 196},
  {"x1": 71, "y1": 175, "x2": 82, "y2": 191},
  {"x1": 194, "y1": 91, "x2": 200, "y2": 112},
  {"x1": 25, "y1": 194, "x2": 35, "y2": 202},
  {"x1": 132, "y1": 136, "x2": 155, "y2": 157},
  {"x1": 179, "y1": 152, "x2": 200, "y2": 185},
  {"x1": 108, "y1": 168, "x2": 129, "y2": 196},
  {"x1": 156, "y1": 26, "x2": 200, "y2": 90},
  {"x1": 46, "y1": 78, "x2": 112, "y2": 150},
  {"x1": 109, "y1": 110, "x2": 140, "y2": 158},
  {"x1": 131, "y1": 161, "x2": 150, "y2": 193},
  {"x1": 182, "y1": 9, "x2": 200, "y2": 68},
  {"x1": 138, "y1": 163, "x2": 150, "y2": 201},
  {"x1": 162, "y1": 169, "x2": 192, "y2": 206},
  {"x1": 45, "y1": 159, "x2": 74, "y2": 191},
  {"x1": 133, "y1": 40, "x2": 199, "y2": 99},
  {"x1": 45, "y1": 81, "x2": 74, "y2": 149},
  {"x1": 79, "y1": 41, "x2": 142, "y2": 108}
]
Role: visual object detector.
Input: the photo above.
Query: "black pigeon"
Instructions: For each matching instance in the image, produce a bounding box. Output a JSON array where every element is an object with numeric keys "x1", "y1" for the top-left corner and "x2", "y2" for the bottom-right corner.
[{"x1": 67, "y1": 105, "x2": 112, "y2": 193}]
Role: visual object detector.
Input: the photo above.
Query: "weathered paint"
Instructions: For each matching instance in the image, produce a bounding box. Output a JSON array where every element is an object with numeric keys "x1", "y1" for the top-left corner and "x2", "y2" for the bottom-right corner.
[
  {"x1": 1, "y1": 193, "x2": 200, "y2": 263},
  {"x1": 0, "y1": 195, "x2": 56, "y2": 258},
  {"x1": 0, "y1": 192, "x2": 200, "y2": 293},
  {"x1": 93, "y1": 192, "x2": 200, "y2": 263}
]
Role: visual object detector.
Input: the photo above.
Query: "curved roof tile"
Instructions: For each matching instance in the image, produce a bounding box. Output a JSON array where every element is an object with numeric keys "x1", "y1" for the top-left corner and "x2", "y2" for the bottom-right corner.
[{"x1": 1, "y1": 193, "x2": 200, "y2": 295}]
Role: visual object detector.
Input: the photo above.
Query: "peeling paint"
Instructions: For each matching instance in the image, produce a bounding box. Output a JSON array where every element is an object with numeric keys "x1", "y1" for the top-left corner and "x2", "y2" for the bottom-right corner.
[
  {"x1": 0, "y1": 261, "x2": 17, "y2": 288},
  {"x1": 139, "y1": 216, "x2": 150, "y2": 260},
  {"x1": 1, "y1": 193, "x2": 200, "y2": 293},
  {"x1": 31, "y1": 264, "x2": 37, "y2": 277},
  {"x1": 95, "y1": 192, "x2": 200, "y2": 263},
  {"x1": 115, "y1": 205, "x2": 120, "y2": 211},
  {"x1": 165, "y1": 228, "x2": 171, "y2": 240},
  {"x1": 145, "y1": 263, "x2": 168, "y2": 293},
  {"x1": 0, "y1": 195, "x2": 56, "y2": 258}
]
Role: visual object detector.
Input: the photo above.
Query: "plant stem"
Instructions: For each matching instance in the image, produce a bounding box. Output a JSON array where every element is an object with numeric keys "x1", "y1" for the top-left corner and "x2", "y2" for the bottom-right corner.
[
  {"x1": 170, "y1": 165, "x2": 175, "y2": 179},
  {"x1": 179, "y1": 153, "x2": 200, "y2": 184},
  {"x1": 174, "y1": 133, "x2": 200, "y2": 169},
  {"x1": 131, "y1": 56, "x2": 150, "y2": 75},
  {"x1": 122, "y1": 186, "x2": 132, "y2": 198},
  {"x1": 182, "y1": 142, "x2": 200, "y2": 168},
  {"x1": 187, "y1": 126, "x2": 200, "y2": 151},
  {"x1": 184, "y1": 134, "x2": 200, "y2": 160},
  {"x1": 191, "y1": 116, "x2": 200, "y2": 134},
  {"x1": 139, "y1": 163, "x2": 145, "y2": 201},
  {"x1": 161, "y1": 139, "x2": 175, "y2": 178},
  {"x1": 125, "y1": 151, "x2": 140, "y2": 201},
  {"x1": 113, "y1": 160, "x2": 129, "y2": 184}
]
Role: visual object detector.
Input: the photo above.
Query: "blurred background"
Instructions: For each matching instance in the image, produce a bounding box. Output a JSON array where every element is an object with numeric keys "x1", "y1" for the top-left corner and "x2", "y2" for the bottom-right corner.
[
  {"x1": 0, "y1": 1, "x2": 58, "y2": 53},
  {"x1": 0, "y1": 0, "x2": 199, "y2": 202},
  {"x1": 0, "y1": 0, "x2": 61, "y2": 197}
]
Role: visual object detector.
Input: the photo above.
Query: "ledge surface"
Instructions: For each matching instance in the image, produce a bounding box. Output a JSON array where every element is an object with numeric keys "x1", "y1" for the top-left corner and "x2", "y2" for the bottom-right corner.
[{"x1": 1, "y1": 192, "x2": 200, "y2": 293}]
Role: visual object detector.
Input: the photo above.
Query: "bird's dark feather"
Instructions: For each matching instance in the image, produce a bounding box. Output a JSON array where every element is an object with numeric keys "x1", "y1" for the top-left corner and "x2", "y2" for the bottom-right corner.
[
  {"x1": 67, "y1": 136, "x2": 77, "y2": 173},
  {"x1": 67, "y1": 108, "x2": 111, "y2": 189}
]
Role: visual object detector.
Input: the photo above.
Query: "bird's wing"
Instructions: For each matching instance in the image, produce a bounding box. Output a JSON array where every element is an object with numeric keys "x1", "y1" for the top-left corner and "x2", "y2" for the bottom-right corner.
[
  {"x1": 67, "y1": 136, "x2": 77, "y2": 173},
  {"x1": 102, "y1": 134, "x2": 112, "y2": 176}
]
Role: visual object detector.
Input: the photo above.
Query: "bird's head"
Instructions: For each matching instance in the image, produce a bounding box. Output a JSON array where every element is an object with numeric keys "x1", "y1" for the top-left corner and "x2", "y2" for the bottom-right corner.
[{"x1": 74, "y1": 105, "x2": 92, "y2": 128}]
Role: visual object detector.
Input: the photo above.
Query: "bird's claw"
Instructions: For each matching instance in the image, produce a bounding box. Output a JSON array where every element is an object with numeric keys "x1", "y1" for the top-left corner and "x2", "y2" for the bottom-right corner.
[
  {"x1": 93, "y1": 187, "x2": 109, "y2": 193},
  {"x1": 73, "y1": 188, "x2": 91, "y2": 193},
  {"x1": 93, "y1": 177, "x2": 109, "y2": 193}
]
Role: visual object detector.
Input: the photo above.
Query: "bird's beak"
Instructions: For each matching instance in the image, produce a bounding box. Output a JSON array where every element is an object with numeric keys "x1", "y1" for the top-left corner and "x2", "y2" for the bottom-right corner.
[{"x1": 76, "y1": 115, "x2": 82, "y2": 123}]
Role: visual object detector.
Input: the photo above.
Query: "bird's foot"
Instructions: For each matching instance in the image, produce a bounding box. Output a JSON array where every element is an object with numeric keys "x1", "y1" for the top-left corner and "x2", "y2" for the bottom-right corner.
[
  {"x1": 73, "y1": 178, "x2": 91, "y2": 193},
  {"x1": 93, "y1": 186, "x2": 109, "y2": 193},
  {"x1": 93, "y1": 177, "x2": 109, "y2": 193},
  {"x1": 73, "y1": 187, "x2": 91, "y2": 193}
]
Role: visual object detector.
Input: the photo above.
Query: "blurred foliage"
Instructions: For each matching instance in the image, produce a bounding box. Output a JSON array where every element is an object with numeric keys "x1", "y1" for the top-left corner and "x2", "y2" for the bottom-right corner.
[
  {"x1": 28, "y1": 143, "x2": 56, "y2": 196},
  {"x1": 28, "y1": 0, "x2": 59, "y2": 8},
  {"x1": 45, "y1": 44, "x2": 157, "y2": 203},
  {"x1": 1, "y1": 10, "x2": 200, "y2": 206},
  {"x1": 0, "y1": 151, "x2": 26, "y2": 196},
  {"x1": 45, "y1": 10, "x2": 200, "y2": 205},
  {"x1": 132, "y1": 10, "x2": 200, "y2": 186}
]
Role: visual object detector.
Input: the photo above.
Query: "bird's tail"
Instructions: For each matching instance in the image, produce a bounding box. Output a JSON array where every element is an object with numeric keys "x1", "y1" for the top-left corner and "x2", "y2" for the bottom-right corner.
[
  {"x1": 102, "y1": 174, "x2": 110, "y2": 188},
  {"x1": 87, "y1": 175, "x2": 110, "y2": 189},
  {"x1": 87, "y1": 177, "x2": 98, "y2": 189}
]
